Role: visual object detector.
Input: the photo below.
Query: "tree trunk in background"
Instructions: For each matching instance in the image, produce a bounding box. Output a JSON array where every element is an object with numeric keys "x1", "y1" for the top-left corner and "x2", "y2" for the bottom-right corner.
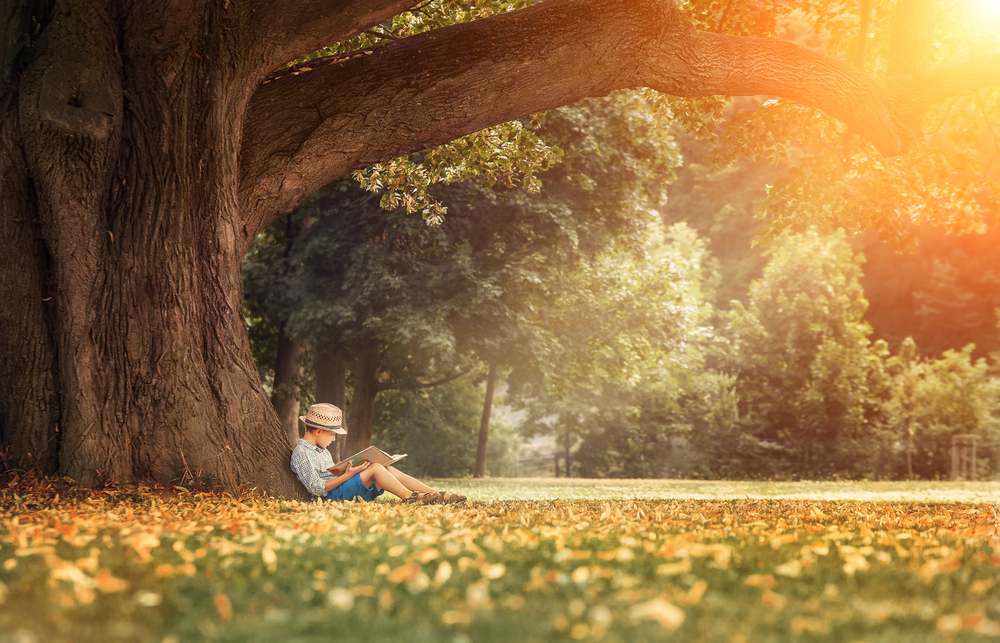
[
  {"x1": 345, "y1": 338, "x2": 381, "y2": 456},
  {"x1": 473, "y1": 364, "x2": 497, "y2": 478},
  {"x1": 271, "y1": 326, "x2": 304, "y2": 446},
  {"x1": 315, "y1": 347, "x2": 347, "y2": 462},
  {"x1": 563, "y1": 424, "x2": 573, "y2": 478}
]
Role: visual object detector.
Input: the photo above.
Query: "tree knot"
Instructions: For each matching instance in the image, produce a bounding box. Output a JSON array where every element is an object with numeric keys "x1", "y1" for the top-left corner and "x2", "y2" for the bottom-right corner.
[{"x1": 38, "y1": 62, "x2": 116, "y2": 140}]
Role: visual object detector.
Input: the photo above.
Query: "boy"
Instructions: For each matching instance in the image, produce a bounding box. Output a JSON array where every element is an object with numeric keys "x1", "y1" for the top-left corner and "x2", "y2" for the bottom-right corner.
[{"x1": 290, "y1": 403, "x2": 466, "y2": 504}]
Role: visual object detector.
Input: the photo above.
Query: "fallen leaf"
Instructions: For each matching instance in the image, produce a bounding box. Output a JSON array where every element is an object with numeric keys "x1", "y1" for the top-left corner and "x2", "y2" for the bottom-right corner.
[
  {"x1": 682, "y1": 580, "x2": 707, "y2": 605},
  {"x1": 95, "y1": 569, "x2": 128, "y2": 593},
  {"x1": 629, "y1": 597, "x2": 685, "y2": 630},
  {"x1": 214, "y1": 594, "x2": 232, "y2": 622}
]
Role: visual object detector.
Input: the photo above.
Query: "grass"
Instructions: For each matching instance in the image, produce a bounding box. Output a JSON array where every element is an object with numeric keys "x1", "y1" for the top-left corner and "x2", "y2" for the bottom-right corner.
[
  {"x1": 427, "y1": 477, "x2": 1000, "y2": 504},
  {"x1": 2, "y1": 475, "x2": 1000, "y2": 643}
]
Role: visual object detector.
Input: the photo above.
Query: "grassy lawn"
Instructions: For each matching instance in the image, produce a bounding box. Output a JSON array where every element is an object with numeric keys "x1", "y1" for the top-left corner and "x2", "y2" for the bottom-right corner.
[
  {"x1": 2, "y1": 476, "x2": 1000, "y2": 642},
  {"x1": 429, "y1": 477, "x2": 1000, "y2": 504}
]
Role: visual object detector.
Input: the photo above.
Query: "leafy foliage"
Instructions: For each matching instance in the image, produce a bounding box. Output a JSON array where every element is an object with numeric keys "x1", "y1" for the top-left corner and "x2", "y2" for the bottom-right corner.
[
  {"x1": 725, "y1": 230, "x2": 887, "y2": 477},
  {"x1": 285, "y1": 0, "x2": 561, "y2": 222},
  {"x1": 373, "y1": 378, "x2": 522, "y2": 478},
  {"x1": 693, "y1": 1, "x2": 1000, "y2": 249}
]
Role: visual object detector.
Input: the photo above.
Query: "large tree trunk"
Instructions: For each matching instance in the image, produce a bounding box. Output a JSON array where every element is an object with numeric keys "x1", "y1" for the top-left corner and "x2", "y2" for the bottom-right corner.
[
  {"x1": 315, "y1": 347, "x2": 347, "y2": 462},
  {"x1": 1, "y1": 0, "x2": 298, "y2": 494},
  {"x1": 473, "y1": 363, "x2": 496, "y2": 478},
  {"x1": 271, "y1": 326, "x2": 305, "y2": 447}
]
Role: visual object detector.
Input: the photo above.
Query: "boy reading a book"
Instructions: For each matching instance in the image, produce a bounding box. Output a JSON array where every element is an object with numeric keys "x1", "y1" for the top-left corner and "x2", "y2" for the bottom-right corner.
[{"x1": 290, "y1": 403, "x2": 465, "y2": 504}]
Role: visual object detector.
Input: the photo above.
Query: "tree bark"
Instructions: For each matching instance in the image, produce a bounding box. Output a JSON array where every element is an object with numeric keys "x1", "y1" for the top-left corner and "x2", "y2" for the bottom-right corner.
[
  {"x1": 345, "y1": 337, "x2": 382, "y2": 456},
  {"x1": 2, "y1": 0, "x2": 301, "y2": 493},
  {"x1": 271, "y1": 326, "x2": 304, "y2": 447},
  {"x1": 315, "y1": 346, "x2": 347, "y2": 462},
  {"x1": 0, "y1": 0, "x2": 61, "y2": 474},
  {"x1": 473, "y1": 363, "x2": 497, "y2": 478}
]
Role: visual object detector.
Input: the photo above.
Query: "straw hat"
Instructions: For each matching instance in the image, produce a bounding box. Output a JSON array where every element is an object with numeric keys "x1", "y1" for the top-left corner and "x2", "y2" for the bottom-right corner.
[{"x1": 299, "y1": 403, "x2": 347, "y2": 434}]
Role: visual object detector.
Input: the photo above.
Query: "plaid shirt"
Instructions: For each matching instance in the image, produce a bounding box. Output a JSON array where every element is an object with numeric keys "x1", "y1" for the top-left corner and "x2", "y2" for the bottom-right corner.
[{"x1": 290, "y1": 439, "x2": 337, "y2": 498}]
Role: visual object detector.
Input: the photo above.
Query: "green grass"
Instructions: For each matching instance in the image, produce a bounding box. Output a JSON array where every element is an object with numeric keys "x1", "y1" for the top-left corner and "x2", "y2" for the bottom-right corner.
[
  {"x1": 3, "y1": 477, "x2": 1000, "y2": 643},
  {"x1": 426, "y1": 477, "x2": 1000, "y2": 504}
]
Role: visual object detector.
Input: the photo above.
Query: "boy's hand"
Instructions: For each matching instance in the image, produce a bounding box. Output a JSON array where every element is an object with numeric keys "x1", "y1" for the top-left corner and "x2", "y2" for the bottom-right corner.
[{"x1": 345, "y1": 460, "x2": 371, "y2": 475}]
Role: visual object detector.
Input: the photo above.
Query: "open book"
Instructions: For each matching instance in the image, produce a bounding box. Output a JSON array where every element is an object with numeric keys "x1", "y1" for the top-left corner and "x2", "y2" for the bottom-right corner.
[{"x1": 328, "y1": 445, "x2": 407, "y2": 475}]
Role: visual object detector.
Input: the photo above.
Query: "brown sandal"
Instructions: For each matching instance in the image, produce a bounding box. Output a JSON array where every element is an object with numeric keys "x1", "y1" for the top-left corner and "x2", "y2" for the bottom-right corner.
[
  {"x1": 403, "y1": 491, "x2": 438, "y2": 504},
  {"x1": 435, "y1": 492, "x2": 467, "y2": 504}
]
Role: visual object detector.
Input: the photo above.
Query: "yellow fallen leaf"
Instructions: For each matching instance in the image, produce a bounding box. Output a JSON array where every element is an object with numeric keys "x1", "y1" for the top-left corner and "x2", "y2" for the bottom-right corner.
[
  {"x1": 761, "y1": 590, "x2": 786, "y2": 608},
  {"x1": 774, "y1": 560, "x2": 802, "y2": 578},
  {"x1": 839, "y1": 546, "x2": 870, "y2": 575},
  {"x1": 433, "y1": 561, "x2": 452, "y2": 586},
  {"x1": 919, "y1": 552, "x2": 961, "y2": 582},
  {"x1": 261, "y1": 541, "x2": 278, "y2": 569},
  {"x1": 791, "y1": 616, "x2": 829, "y2": 634},
  {"x1": 95, "y1": 569, "x2": 128, "y2": 593},
  {"x1": 937, "y1": 615, "x2": 963, "y2": 633},
  {"x1": 744, "y1": 574, "x2": 775, "y2": 589},
  {"x1": 214, "y1": 594, "x2": 232, "y2": 622},
  {"x1": 415, "y1": 548, "x2": 440, "y2": 563},
  {"x1": 682, "y1": 580, "x2": 707, "y2": 605},
  {"x1": 388, "y1": 563, "x2": 420, "y2": 583},
  {"x1": 441, "y1": 610, "x2": 472, "y2": 625},
  {"x1": 656, "y1": 560, "x2": 692, "y2": 576},
  {"x1": 481, "y1": 563, "x2": 506, "y2": 580},
  {"x1": 326, "y1": 587, "x2": 354, "y2": 611},
  {"x1": 629, "y1": 597, "x2": 685, "y2": 630}
]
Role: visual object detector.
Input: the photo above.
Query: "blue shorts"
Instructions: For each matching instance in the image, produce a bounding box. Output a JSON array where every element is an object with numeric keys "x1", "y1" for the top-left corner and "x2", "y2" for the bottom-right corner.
[{"x1": 324, "y1": 474, "x2": 385, "y2": 502}]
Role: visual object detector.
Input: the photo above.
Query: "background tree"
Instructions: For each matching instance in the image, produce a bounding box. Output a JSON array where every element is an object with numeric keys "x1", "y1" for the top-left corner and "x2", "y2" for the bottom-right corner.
[
  {"x1": 373, "y1": 379, "x2": 521, "y2": 477},
  {"x1": 725, "y1": 231, "x2": 890, "y2": 478},
  {"x1": 3, "y1": 0, "x2": 999, "y2": 491},
  {"x1": 518, "y1": 222, "x2": 716, "y2": 477},
  {"x1": 856, "y1": 223, "x2": 1000, "y2": 360},
  {"x1": 889, "y1": 343, "x2": 1000, "y2": 478}
]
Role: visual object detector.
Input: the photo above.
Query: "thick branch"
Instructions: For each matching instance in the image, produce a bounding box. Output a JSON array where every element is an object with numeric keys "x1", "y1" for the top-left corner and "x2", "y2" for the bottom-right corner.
[
  {"x1": 894, "y1": 53, "x2": 1000, "y2": 115},
  {"x1": 655, "y1": 32, "x2": 915, "y2": 156},
  {"x1": 238, "y1": 0, "x2": 1000, "y2": 245},
  {"x1": 235, "y1": 0, "x2": 422, "y2": 76},
  {"x1": 239, "y1": 0, "x2": 661, "y2": 244}
]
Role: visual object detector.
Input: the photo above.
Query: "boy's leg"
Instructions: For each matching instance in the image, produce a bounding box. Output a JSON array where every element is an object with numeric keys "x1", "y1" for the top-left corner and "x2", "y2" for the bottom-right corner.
[
  {"x1": 359, "y1": 463, "x2": 415, "y2": 499},
  {"x1": 386, "y1": 467, "x2": 436, "y2": 494}
]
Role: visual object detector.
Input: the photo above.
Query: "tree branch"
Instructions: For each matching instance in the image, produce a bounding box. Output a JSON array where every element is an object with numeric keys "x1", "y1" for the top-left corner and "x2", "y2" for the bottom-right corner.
[
  {"x1": 377, "y1": 366, "x2": 476, "y2": 393},
  {"x1": 237, "y1": 0, "x2": 1000, "y2": 247},
  {"x1": 234, "y1": 0, "x2": 422, "y2": 76},
  {"x1": 894, "y1": 53, "x2": 1000, "y2": 116},
  {"x1": 238, "y1": 0, "x2": 668, "y2": 245}
]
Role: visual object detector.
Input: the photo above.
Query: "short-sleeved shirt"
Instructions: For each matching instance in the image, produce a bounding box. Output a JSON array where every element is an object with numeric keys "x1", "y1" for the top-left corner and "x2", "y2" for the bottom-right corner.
[{"x1": 290, "y1": 439, "x2": 337, "y2": 498}]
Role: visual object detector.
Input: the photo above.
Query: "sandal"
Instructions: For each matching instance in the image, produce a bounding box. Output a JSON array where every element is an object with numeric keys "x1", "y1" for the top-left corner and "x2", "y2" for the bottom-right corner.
[
  {"x1": 435, "y1": 491, "x2": 467, "y2": 504},
  {"x1": 403, "y1": 491, "x2": 438, "y2": 504}
]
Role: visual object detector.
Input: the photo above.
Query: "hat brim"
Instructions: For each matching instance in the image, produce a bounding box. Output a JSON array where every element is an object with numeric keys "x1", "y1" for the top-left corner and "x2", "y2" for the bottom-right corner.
[{"x1": 299, "y1": 416, "x2": 348, "y2": 434}]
